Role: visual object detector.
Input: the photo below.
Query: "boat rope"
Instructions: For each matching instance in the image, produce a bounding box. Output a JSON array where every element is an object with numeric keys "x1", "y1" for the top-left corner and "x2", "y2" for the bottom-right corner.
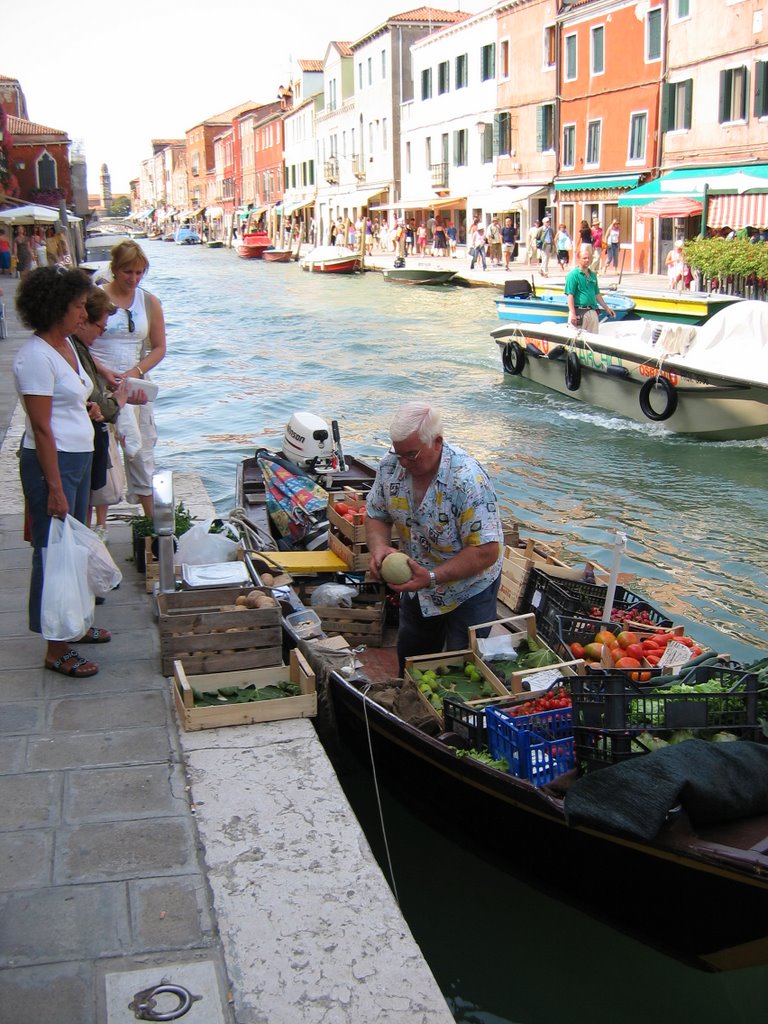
[{"x1": 359, "y1": 682, "x2": 401, "y2": 907}]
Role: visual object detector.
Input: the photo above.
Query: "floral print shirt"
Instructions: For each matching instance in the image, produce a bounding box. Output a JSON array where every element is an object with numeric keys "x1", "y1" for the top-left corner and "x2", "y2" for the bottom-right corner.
[{"x1": 366, "y1": 442, "x2": 503, "y2": 616}]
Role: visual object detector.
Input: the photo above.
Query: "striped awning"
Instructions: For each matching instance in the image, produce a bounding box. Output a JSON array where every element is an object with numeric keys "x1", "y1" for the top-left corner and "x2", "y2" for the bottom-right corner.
[{"x1": 707, "y1": 193, "x2": 768, "y2": 229}]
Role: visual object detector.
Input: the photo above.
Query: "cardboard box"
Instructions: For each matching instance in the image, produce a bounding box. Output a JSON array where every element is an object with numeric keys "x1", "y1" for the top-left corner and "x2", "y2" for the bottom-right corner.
[
  {"x1": 469, "y1": 613, "x2": 585, "y2": 694},
  {"x1": 173, "y1": 648, "x2": 316, "y2": 731},
  {"x1": 157, "y1": 586, "x2": 282, "y2": 676}
]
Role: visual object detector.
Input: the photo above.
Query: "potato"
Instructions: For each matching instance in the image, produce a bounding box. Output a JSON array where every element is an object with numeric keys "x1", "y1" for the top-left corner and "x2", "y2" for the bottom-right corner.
[
  {"x1": 254, "y1": 594, "x2": 277, "y2": 608},
  {"x1": 260, "y1": 572, "x2": 275, "y2": 586},
  {"x1": 235, "y1": 595, "x2": 249, "y2": 607}
]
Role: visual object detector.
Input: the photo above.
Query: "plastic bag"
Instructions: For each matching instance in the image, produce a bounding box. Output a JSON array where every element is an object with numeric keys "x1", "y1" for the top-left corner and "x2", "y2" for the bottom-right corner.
[
  {"x1": 117, "y1": 406, "x2": 142, "y2": 458},
  {"x1": 41, "y1": 517, "x2": 94, "y2": 640},
  {"x1": 310, "y1": 583, "x2": 358, "y2": 608},
  {"x1": 66, "y1": 515, "x2": 123, "y2": 597},
  {"x1": 174, "y1": 520, "x2": 240, "y2": 567},
  {"x1": 90, "y1": 424, "x2": 125, "y2": 506}
]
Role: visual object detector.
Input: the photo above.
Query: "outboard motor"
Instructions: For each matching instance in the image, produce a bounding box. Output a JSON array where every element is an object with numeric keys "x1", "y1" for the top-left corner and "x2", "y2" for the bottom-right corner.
[{"x1": 281, "y1": 412, "x2": 336, "y2": 471}]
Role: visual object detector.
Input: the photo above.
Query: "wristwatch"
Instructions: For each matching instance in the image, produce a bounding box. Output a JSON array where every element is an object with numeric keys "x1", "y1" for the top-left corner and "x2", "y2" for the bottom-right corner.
[{"x1": 428, "y1": 570, "x2": 438, "y2": 589}]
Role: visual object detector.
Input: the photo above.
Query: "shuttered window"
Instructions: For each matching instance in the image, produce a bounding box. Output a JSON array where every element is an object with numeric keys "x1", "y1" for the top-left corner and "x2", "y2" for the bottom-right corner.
[
  {"x1": 719, "y1": 67, "x2": 748, "y2": 123},
  {"x1": 662, "y1": 79, "x2": 693, "y2": 131}
]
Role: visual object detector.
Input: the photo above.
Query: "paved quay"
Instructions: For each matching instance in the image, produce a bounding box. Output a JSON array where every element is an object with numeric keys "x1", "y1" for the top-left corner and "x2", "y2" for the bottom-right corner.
[{"x1": 0, "y1": 276, "x2": 454, "y2": 1024}]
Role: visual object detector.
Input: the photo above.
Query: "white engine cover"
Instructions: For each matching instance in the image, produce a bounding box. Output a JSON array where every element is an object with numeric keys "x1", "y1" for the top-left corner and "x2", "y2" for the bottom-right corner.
[{"x1": 281, "y1": 412, "x2": 333, "y2": 467}]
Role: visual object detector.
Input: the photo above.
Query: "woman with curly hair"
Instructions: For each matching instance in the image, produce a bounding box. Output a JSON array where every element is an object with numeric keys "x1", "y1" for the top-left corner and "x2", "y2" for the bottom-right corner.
[{"x1": 14, "y1": 266, "x2": 110, "y2": 678}]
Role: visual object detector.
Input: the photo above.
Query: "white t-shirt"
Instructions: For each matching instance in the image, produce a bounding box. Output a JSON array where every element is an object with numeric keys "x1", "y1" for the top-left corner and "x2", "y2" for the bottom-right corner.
[{"x1": 14, "y1": 336, "x2": 94, "y2": 452}]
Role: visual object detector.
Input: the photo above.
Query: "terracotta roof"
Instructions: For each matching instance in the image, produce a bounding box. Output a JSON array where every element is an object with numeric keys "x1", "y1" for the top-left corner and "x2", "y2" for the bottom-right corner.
[
  {"x1": 298, "y1": 59, "x2": 323, "y2": 72},
  {"x1": 334, "y1": 42, "x2": 353, "y2": 57},
  {"x1": 0, "y1": 74, "x2": 21, "y2": 83},
  {"x1": 7, "y1": 114, "x2": 68, "y2": 137},
  {"x1": 387, "y1": 7, "x2": 468, "y2": 23}
]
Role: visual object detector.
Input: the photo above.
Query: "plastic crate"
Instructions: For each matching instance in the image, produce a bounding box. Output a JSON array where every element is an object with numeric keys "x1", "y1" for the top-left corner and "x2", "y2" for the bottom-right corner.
[
  {"x1": 442, "y1": 694, "x2": 521, "y2": 748},
  {"x1": 571, "y1": 664, "x2": 761, "y2": 773},
  {"x1": 521, "y1": 569, "x2": 671, "y2": 646},
  {"x1": 554, "y1": 616, "x2": 666, "y2": 680},
  {"x1": 486, "y1": 705, "x2": 575, "y2": 786}
]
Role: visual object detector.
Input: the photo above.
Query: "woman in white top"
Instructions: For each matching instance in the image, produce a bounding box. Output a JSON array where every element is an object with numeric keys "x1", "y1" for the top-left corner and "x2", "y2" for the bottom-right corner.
[
  {"x1": 14, "y1": 266, "x2": 110, "y2": 678},
  {"x1": 90, "y1": 240, "x2": 166, "y2": 517}
]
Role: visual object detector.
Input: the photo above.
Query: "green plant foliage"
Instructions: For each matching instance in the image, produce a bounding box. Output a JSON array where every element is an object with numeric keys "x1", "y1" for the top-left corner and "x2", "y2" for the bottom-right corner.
[
  {"x1": 683, "y1": 238, "x2": 768, "y2": 289},
  {"x1": 130, "y1": 500, "x2": 195, "y2": 538}
]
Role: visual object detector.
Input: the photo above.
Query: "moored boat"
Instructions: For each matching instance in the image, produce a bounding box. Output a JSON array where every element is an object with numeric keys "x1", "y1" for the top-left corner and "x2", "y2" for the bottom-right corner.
[
  {"x1": 301, "y1": 245, "x2": 361, "y2": 274},
  {"x1": 263, "y1": 248, "x2": 294, "y2": 263},
  {"x1": 237, "y1": 232, "x2": 272, "y2": 259},
  {"x1": 539, "y1": 279, "x2": 743, "y2": 325},
  {"x1": 383, "y1": 267, "x2": 458, "y2": 286},
  {"x1": 175, "y1": 228, "x2": 202, "y2": 245},
  {"x1": 491, "y1": 300, "x2": 768, "y2": 440},
  {"x1": 495, "y1": 278, "x2": 635, "y2": 324},
  {"x1": 206, "y1": 239, "x2": 224, "y2": 249}
]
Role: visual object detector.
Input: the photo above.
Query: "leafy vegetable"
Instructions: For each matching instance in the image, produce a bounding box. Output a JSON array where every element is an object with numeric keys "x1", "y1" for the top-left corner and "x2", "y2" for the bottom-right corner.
[{"x1": 454, "y1": 748, "x2": 509, "y2": 772}]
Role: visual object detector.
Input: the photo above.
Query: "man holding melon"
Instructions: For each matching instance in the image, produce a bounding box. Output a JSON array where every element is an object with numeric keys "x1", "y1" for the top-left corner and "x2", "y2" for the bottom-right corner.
[{"x1": 366, "y1": 401, "x2": 503, "y2": 673}]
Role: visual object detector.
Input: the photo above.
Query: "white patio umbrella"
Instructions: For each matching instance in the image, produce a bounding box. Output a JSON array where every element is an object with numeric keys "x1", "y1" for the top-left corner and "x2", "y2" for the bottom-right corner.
[{"x1": 0, "y1": 204, "x2": 82, "y2": 224}]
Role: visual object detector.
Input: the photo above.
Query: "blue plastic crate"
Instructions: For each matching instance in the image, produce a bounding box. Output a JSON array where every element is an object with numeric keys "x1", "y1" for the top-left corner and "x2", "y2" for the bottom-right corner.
[{"x1": 485, "y1": 705, "x2": 575, "y2": 786}]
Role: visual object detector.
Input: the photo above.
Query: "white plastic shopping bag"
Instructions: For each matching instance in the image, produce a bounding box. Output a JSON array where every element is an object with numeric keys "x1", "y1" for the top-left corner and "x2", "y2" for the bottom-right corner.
[
  {"x1": 66, "y1": 515, "x2": 123, "y2": 597},
  {"x1": 174, "y1": 520, "x2": 240, "y2": 567},
  {"x1": 41, "y1": 517, "x2": 94, "y2": 641},
  {"x1": 117, "y1": 406, "x2": 142, "y2": 458}
]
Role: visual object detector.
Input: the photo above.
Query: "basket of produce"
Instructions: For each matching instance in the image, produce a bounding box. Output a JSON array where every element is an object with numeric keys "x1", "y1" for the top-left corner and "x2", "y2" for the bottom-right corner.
[
  {"x1": 570, "y1": 663, "x2": 762, "y2": 773},
  {"x1": 555, "y1": 616, "x2": 711, "y2": 680},
  {"x1": 486, "y1": 701, "x2": 575, "y2": 786},
  {"x1": 520, "y1": 568, "x2": 671, "y2": 646}
]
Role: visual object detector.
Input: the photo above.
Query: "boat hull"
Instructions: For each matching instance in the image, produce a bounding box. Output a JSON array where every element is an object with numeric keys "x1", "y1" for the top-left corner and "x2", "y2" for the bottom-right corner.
[
  {"x1": 540, "y1": 282, "x2": 743, "y2": 325},
  {"x1": 383, "y1": 269, "x2": 457, "y2": 286},
  {"x1": 492, "y1": 324, "x2": 768, "y2": 440},
  {"x1": 263, "y1": 249, "x2": 294, "y2": 263},
  {"x1": 301, "y1": 246, "x2": 361, "y2": 274},
  {"x1": 496, "y1": 291, "x2": 635, "y2": 324},
  {"x1": 324, "y1": 669, "x2": 768, "y2": 970}
]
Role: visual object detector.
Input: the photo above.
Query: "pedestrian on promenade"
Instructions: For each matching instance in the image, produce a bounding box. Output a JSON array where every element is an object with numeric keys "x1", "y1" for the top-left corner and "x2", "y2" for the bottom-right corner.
[
  {"x1": 14, "y1": 226, "x2": 32, "y2": 278},
  {"x1": 555, "y1": 223, "x2": 572, "y2": 271},
  {"x1": 71, "y1": 289, "x2": 147, "y2": 543},
  {"x1": 447, "y1": 221, "x2": 458, "y2": 258},
  {"x1": 501, "y1": 217, "x2": 516, "y2": 270},
  {"x1": 526, "y1": 220, "x2": 541, "y2": 264},
  {"x1": 487, "y1": 217, "x2": 502, "y2": 267},
  {"x1": 537, "y1": 216, "x2": 555, "y2": 276},
  {"x1": 469, "y1": 225, "x2": 487, "y2": 270},
  {"x1": 14, "y1": 266, "x2": 112, "y2": 679},
  {"x1": 604, "y1": 220, "x2": 620, "y2": 272},
  {"x1": 90, "y1": 240, "x2": 166, "y2": 518},
  {"x1": 0, "y1": 227, "x2": 11, "y2": 275},
  {"x1": 365, "y1": 401, "x2": 503, "y2": 673}
]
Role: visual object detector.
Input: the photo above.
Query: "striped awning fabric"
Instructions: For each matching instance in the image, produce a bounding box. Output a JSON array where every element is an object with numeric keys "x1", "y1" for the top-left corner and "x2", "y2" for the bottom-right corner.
[{"x1": 707, "y1": 193, "x2": 768, "y2": 229}]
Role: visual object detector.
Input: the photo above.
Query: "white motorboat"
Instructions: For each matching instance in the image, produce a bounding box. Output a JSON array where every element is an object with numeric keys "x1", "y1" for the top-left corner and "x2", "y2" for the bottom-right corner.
[
  {"x1": 491, "y1": 300, "x2": 768, "y2": 440},
  {"x1": 300, "y1": 246, "x2": 361, "y2": 274}
]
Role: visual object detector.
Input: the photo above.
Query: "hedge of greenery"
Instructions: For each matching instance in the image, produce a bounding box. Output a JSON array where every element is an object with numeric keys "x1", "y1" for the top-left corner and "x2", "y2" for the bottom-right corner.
[{"x1": 682, "y1": 238, "x2": 768, "y2": 295}]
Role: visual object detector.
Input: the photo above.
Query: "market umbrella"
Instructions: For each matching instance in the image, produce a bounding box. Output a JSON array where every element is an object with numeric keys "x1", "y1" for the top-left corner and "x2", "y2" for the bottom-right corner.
[
  {"x1": 706, "y1": 171, "x2": 768, "y2": 194},
  {"x1": 0, "y1": 204, "x2": 61, "y2": 225},
  {"x1": 636, "y1": 196, "x2": 703, "y2": 218},
  {"x1": 256, "y1": 452, "x2": 328, "y2": 548}
]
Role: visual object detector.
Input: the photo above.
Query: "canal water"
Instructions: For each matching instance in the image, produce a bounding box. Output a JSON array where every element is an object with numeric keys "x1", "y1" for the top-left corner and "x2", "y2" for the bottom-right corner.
[{"x1": 143, "y1": 241, "x2": 768, "y2": 1021}]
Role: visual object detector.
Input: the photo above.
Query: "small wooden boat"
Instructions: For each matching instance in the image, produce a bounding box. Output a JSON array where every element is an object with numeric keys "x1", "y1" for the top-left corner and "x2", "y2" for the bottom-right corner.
[
  {"x1": 496, "y1": 279, "x2": 635, "y2": 324},
  {"x1": 207, "y1": 239, "x2": 224, "y2": 249},
  {"x1": 237, "y1": 232, "x2": 272, "y2": 259},
  {"x1": 175, "y1": 228, "x2": 202, "y2": 245},
  {"x1": 263, "y1": 248, "x2": 294, "y2": 264},
  {"x1": 491, "y1": 300, "x2": 768, "y2": 440},
  {"x1": 540, "y1": 280, "x2": 743, "y2": 325},
  {"x1": 301, "y1": 246, "x2": 361, "y2": 274},
  {"x1": 383, "y1": 267, "x2": 458, "y2": 286}
]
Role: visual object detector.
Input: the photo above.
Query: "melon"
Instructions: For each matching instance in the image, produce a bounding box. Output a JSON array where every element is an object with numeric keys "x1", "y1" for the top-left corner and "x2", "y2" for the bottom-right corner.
[{"x1": 380, "y1": 552, "x2": 413, "y2": 585}]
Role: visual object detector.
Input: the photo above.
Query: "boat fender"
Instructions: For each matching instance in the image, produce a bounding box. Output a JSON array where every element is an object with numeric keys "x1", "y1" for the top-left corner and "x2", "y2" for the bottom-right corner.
[
  {"x1": 565, "y1": 351, "x2": 582, "y2": 391},
  {"x1": 525, "y1": 344, "x2": 543, "y2": 359},
  {"x1": 639, "y1": 376, "x2": 678, "y2": 421},
  {"x1": 606, "y1": 365, "x2": 632, "y2": 380},
  {"x1": 547, "y1": 345, "x2": 565, "y2": 361},
  {"x1": 502, "y1": 341, "x2": 526, "y2": 375}
]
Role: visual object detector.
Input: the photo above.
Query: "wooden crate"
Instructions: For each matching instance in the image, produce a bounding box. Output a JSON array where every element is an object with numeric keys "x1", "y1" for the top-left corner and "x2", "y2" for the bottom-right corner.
[
  {"x1": 173, "y1": 648, "x2": 316, "y2": 731},
  {"x1": 294, "y1": 579, "x2": 386, "y2": 643},
  {"x1": 404, "y1": 649, "x2": 509, "y2": 726},
  {"x1": 157, "y1": 586, "x2": 282, "y2": 676},
  {"x1": 469, "y1": 613, "x2": 584, "y2": 694},
  {"x1": 328, "y1": 530, "x2": 371, "y2": 572},
  {"x1": 144, "y1": 537, "x2": 183, "y2": 594},
  {"x1": 327, "y1": 495, "x2": 367, "y2": 544},
  {"x1": 497, "y1": 541, "x2": 584, "y2": 613}
]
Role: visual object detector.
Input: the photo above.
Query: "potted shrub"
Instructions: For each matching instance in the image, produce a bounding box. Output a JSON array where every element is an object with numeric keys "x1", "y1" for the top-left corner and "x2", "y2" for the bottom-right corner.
[{"x1": 131, "y1": 501, "x2": 195, "y2": 572}]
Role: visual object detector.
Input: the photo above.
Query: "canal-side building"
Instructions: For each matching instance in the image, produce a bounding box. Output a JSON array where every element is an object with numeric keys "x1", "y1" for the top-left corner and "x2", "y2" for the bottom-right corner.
[
  {"x1": 186, "y1": 101, "x2": 258, "y2": 223},
  {"x1": 253, "y1": 100, "x2": 286, "y2": 238},
  {"x1": 315, "y1": 42, "x2": 357, "y2": 242},
  {"x1": 554, "y1": 0, "x2": 661, "y2": 274},
  {"x1": 493, "y1": 0, "x2": 556, "y2": 249},
  {"x1": 398, "y1": 5, "x2": 495, "y2": 243},
  {"x1": 282, "y1": 62, "x2": 325, "y2": 243}
]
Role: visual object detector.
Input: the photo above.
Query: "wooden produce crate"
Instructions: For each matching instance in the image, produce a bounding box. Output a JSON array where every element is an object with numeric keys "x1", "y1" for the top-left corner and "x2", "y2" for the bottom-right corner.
[
  {"x1": 294, "y1": 579, "x2": 386, "y2": 643},
  {"x1": 157, "y1": 586, "x2": 282, "y2": 676},
  {"x1": 173, "y1": 648, "x2": 316, "y2": 731},
  {"x1": 404, "y1": 649, "x2": 509, "y2": 699},
  {"x1": 329, "y1": 529, "x2": 371, "y2": 572},
  {"x1": 327, "y1": 495, "x2": 367, "y2": 545},
  {"x1": 469, "y1": 613, "x2": 585, "y2": 694},
  {"x1": 497, "y1": 540, "x2": 587, "y2": 613}
]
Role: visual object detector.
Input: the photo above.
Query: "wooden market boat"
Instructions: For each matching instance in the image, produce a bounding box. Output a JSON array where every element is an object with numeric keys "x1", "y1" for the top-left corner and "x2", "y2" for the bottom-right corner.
[
  {"x1": 301, "y1": 245, "x2": 362, "y2": 274},
  {"x1": 495, "y1": 278, "x2": 635, "y2": 324},
  {"x1": 491, "y1": 299, "x2": 768, "y2": 440},
  {"x1": 539, "y1": 279, "x2": 744, "y2": 325},
  {"x1": 383, "y1": 267, "x2": 458, "y2": 286},
  {"x1": 263, "y1": 248, "x2": 294, "y2": 263}
]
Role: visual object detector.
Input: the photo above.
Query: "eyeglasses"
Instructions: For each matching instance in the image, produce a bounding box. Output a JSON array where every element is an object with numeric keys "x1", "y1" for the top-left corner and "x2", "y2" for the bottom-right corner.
[
  {"x1": 89, "y1": 319, "x2": 109, "y2": 332},
  {"x1": 126, "y1": 308, "x2": 135, "y2": 333},
  {"x1": 388, "y1": 446, "x2": 423, "y2": 462}
]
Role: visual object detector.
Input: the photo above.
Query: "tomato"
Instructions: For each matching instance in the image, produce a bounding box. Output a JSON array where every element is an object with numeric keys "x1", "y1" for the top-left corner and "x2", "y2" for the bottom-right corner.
[
  {"x1": 583, "y1": 642, "x2": 606, "y2": 661},
  {"x1": 616, "y1": 631, "x2": 640, "y2": 650},
  {"x1": 625, "y1": 643, "x2": 645, "y2": 661},
  {"x1": 645, "y1": 654, "x2": 661, "y2": 666},
  {"x1": 570, "y1": 642, "x2": 586, "y2": 659},
  {"x1": 335, "y1": 502, "x2": 350, "y2": 516},
  {"x1": 594, "y1": 629, "x2": 618, "y2": 647},
  {"x1": 676, "y1": 635, "x2": 694, "y2": 647},
  {"x1": 615, "y1": 656, "x2": 642, "y2": 669},
  {"x1": 690, "y1": 645, "x2": 703, "y2": 657}
]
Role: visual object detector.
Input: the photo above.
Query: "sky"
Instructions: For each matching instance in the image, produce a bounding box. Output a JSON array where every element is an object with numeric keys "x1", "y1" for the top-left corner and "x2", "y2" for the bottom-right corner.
[{"x1": 5, "y1": 0, "x2": 485, "y2": 195}]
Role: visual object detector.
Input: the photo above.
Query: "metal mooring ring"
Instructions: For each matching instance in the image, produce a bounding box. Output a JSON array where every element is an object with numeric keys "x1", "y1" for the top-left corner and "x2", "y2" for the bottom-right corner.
[{"x1": 128, "y1": 983, "x2": 201, "y2": 1021}]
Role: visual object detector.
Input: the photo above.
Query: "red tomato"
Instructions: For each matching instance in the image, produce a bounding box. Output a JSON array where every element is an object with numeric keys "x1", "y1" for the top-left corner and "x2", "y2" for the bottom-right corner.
[
  {"x1": 617, "y1": 631, "x2": 640, "y2": 650},
  {"x1": 595, "y1": 629, "x2": 618, "y2": 647},
  {"x1": 335, "y1": 502, "x2": 350, "y2": 516},
  {"x1": 645, "y1": 654, "x2": 661, "y2": 666},
  {"x1": 625, "y1": 643, "x2": 645, "y2": 661},
  {"x1": 615, "y1": 656, "x2": 642, "y2": 669},
  {"x1": 570, "y1": 642, "x2": 586, "y2": 659},
  {"x1": 676, "y1": 635, "x2": 694, "y2": 647},
  {"x1": 690, "y1": 645, "x2": 703, "y2": 657}
]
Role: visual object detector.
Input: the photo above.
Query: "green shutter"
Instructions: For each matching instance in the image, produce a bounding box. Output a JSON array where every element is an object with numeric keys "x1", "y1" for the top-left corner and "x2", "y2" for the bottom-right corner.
[
  {"x1": 453, "y1": 130, "x2": 459, "y2": 167},
  {"x1": 683, "y1": 80, "x2": 693, "y2": 129},
  {"x1": 661, "y1": 83, "x2": 671, "y2": 133},
  {"x1": 756, "y1": 62, "x2": 767, "y2": 117},
  {"x1": 493, "y1": 114, "x2": 500, "y2": 156},
  {"x1": 536, "y1": 106, "x2": 545, "y2": 153},
  {"x1": 719, "y1": 69, "x2": 728, "y2": 123}
]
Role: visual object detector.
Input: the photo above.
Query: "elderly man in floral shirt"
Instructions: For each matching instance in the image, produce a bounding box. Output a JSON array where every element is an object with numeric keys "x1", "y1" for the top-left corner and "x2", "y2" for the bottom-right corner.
[{"x1": 366, "y1": 401, "x2": 503, "y2": 672}]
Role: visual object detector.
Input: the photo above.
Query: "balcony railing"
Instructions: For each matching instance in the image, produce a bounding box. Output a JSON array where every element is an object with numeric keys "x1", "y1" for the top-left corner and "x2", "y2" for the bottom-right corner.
[
  {"x1": 324, "y1": 157, "x2": 339, "y2": 184},
  {"x1": 430, "y1": 162, "x2": 449, "y2": 189},
  {"x1": 352, "y1": 154, "x2": 365, "y2": 181}
]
